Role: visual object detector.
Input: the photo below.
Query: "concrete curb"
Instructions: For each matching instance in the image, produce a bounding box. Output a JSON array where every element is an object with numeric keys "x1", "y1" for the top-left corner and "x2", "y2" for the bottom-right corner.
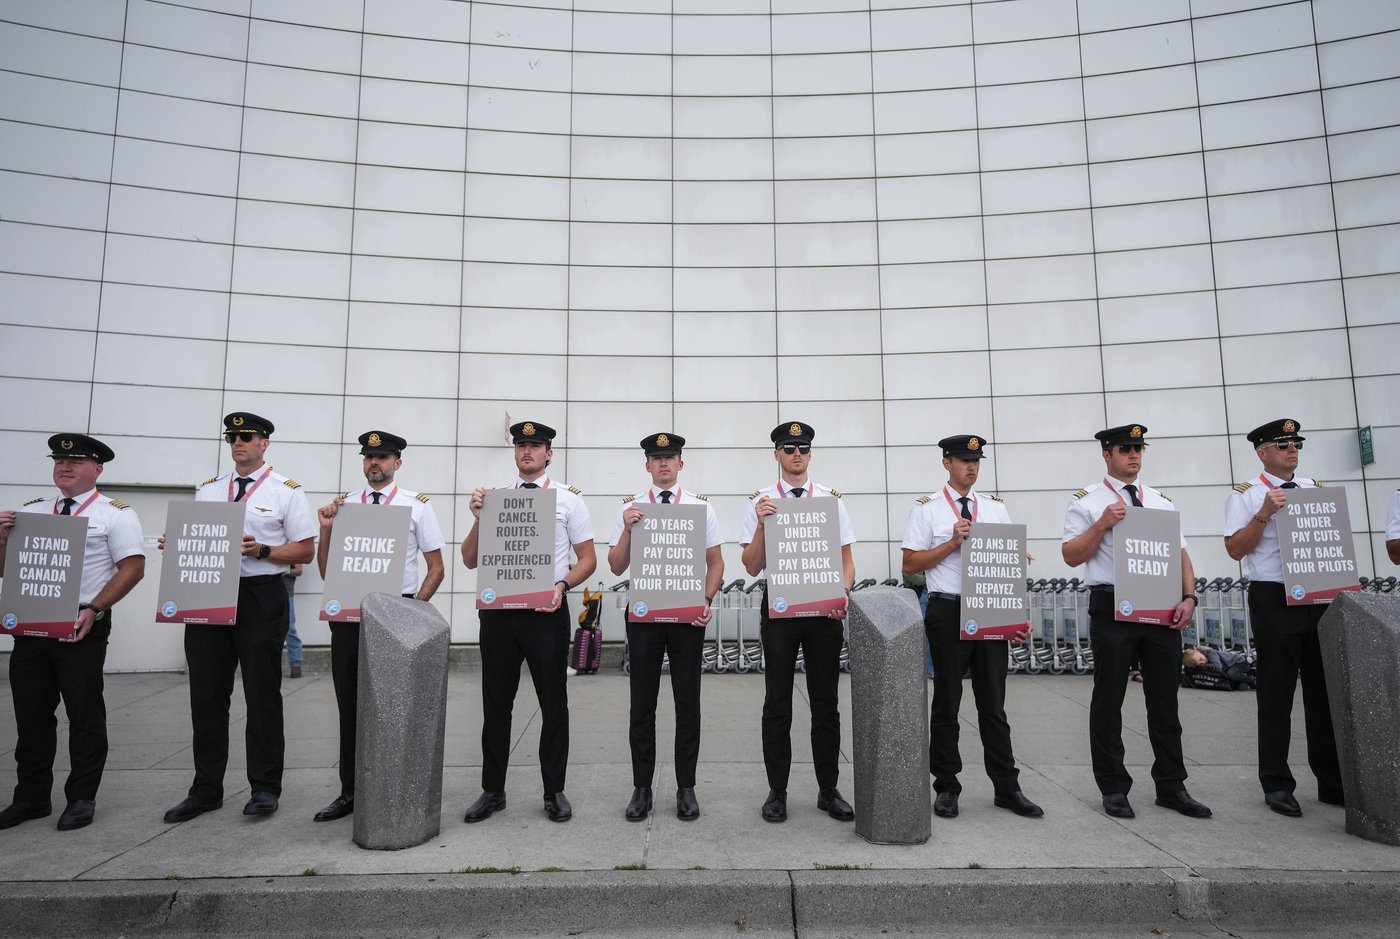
[{"x1": 3, "y1": 869, "x2": 1399, "y2": 938}]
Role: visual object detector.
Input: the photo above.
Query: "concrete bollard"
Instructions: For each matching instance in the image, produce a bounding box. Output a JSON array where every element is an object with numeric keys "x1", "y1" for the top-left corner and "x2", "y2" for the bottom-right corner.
[
  {"x1": 1318, "y1": 591, "x2": 1400, "y2": 845},
  {"x1": 353, "y1": 593, "x2": 451, "y2": 850},
  {"x1": 848, "y1": 586, "x2": 931, "y2": 845}
]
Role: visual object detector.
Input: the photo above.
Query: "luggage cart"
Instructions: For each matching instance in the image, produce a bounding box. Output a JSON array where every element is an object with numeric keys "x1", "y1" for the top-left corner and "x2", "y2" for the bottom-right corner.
[
  {"x1": 1182, "y1": 577, "x2": 1206, "y2": 647},
  {"x1": 718, "y1": 579, "x2": 754, "y2": 672},
  {"x1": 1028, "y1": 579, "x2": 1057, "y2": 674},
  {"x1": 611, "y1": 580, "x2": 631, "y2": 675},
  {"x1": 1200, "y1": 578, "x2": 1229, "y2": 651},
  {"x1": 1056, "y1": 578, "x2": 1091, "y2": 675},
  {"x1": 1226, "y1": 577, "x2": 1251, "y2": 652},
  {"x1": 1008, "y1": 578, "x2": 1036, "y2": 674},
  {"x1": 703, "y1": 579, "x2": 745, "y2": 673},
  {"x1": 745, "y1": 579, "x2": 767, "y2": 673}
]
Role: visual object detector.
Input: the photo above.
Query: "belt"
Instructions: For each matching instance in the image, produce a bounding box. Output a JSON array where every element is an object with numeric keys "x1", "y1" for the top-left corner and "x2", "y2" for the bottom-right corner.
[
  {"x1": 928, "y1": 591, "x2": 961, "y2": 603},
  {"x1": 1089, "y1": 585, "x2": 1114, "y2": 593},
  {"x1": 240, "y1": 574, "x2": 284, "y2": 585}
]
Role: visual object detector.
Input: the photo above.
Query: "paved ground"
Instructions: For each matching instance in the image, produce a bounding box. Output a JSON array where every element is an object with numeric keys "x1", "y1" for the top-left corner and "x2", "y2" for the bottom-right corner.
[{"x1": 1, "y1": 656, "x2": 1397, "y2": 937}]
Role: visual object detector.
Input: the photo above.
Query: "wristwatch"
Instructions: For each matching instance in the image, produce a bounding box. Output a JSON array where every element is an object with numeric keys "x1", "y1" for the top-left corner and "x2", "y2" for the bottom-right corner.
[
  {"x1": 257, "y1": 544, "x2": 271, "y2": 560},
  {"x1": 1183, "y1": 594, "x2": 1199, "y2": 604},
  {"x1": 82, "y1": 603, "x2": 107, "y2": 622}
]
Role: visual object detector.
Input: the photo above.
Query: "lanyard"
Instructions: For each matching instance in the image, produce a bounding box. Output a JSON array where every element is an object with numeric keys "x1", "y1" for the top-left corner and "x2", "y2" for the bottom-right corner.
[
  {"x1": 54, "y1": 491, "x2": 100, "y2": 516},
  {"x1": 647, "y1": 487, "x2": 682, "y2": 503},
  {"x1": 942, "y1": 487, "x2": 977, "y2": 521},
  {"x1": 779, "y1": 480, "x2": 808, "y2": 498},
  {"x1": 362, "y1": 485, "x2": 398, "y2": 505},
  {"x1": 1258, "y1": 473, "x2": 1283, "y2": 490},
  {"x1": 1103, "y1": 477, "x2": 1128, "y2": 506},
  {"x1": 516, "y1": 476, "x2": 551, "y2": 489},
  {"x1": 229, "y1": 465, "x2": 274, "y2": 503}
]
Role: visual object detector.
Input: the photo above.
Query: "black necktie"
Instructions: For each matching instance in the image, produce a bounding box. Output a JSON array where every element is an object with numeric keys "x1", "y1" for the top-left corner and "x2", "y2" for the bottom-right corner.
[
  {"x1": 1123, "y1": 484, "x2": 1143, "y2": 507},
  {"x1": 371, "y1": 492, "x2": 382, "y2": 504},
  {"x1": 521, "y1": 482, "x2": 539, "y2": 489},
  {"x1": 790, "y1": 487, "x2": 804, "y2": 497},
  {"x1": 1280, "y1": 482, "x2": 1298, "y2": 490},
  {"x1": 60, "y1": 498, "x2": 75, "y2": 516},
  {"x1": 234, "y1": 477, "x2": 252, "y2": 502},
  {"x1": 958, "y1": 496, "x2": 972, "y2": 521},
  {"x1": 659, "y1": 490, "x2": 672, "y2": 503}
]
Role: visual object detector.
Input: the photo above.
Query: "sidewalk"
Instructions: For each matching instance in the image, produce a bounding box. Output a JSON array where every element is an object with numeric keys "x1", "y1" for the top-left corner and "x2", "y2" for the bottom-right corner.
[{"x1": 1, "y1": 661, "x2": 1397, "y2": 937}]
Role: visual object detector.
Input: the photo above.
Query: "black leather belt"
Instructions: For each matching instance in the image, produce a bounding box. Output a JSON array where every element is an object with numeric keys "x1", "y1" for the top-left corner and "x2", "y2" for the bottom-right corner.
[
  {"x1": 928, "y1": 591, "x2": 961, "y2": 603},
  {"x1": 1089, "y1": 585, "x2": 1114, "y2": 593}
]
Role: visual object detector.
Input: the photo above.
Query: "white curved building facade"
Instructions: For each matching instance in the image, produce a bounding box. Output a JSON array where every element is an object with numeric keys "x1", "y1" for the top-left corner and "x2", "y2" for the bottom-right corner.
[{"x1": 1, "y1": 0, "x2": 1397, "y2": 664}]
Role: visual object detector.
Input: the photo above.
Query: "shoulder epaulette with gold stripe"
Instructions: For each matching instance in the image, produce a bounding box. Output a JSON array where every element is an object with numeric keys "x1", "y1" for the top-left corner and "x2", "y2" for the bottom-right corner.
[
  {"x1": 415, "y1": 492, "x2": 430, "y2": 503},
  {"x1": 1315, "y1": 480, "x2": 1324, "y2": 488},
  {"x1": 988, "y1": 494, "x2": 1004, "y2": 503},
  {"x1": 568, "y1": 485, "x2": 582, "y2": 495},
  {"x1": 202, "y1": 475, "x2": 219, "y2": 486},
  {"x1": 1159, "y1": 493, "x2": 1172, "y2": 503},
  {"x1": 22, "y1": 497, "x2": 43, "y2": 506},
  {"x1": 1233, "y1": 482, "x2": 1251, "y2": 493},
  {"x1": 1073, "y1": 489, "x2": 1088, "y2": 499},
  {"x1": 695, "y1": 493, "x2": 709, "y2": 502},
  {"x1": 283, "y1": 479, "x2": 301, "y2": 489},
  {"x1": 916, "y1": 495, "x2": 931, "y2": 504},
  {"x1": 622, "y1": 495, "x2": 635, "y2": 504},
  {"x1": 749, "y1": 490, "x2": 761, "y2": 500},
  {"x1": 830, "y1": 488, "x2": 843, "y2": 498},
  {"x1": 110, "y1": 499, "x2": 131, "y2": 509}
]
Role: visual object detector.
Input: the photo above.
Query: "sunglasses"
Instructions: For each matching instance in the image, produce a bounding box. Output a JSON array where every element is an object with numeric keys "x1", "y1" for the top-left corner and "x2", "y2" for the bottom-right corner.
[
  {"x1": 1114, "y1": 444, "x2": 1145, "y2": 454},
  {"x1": 781, "y1": 444, "x2": 811, "y2": 455},
  {"x1": 1271, "y1": 441, "x2": 1303, "y2": 451},
  {"x1": 224, "y1": 431, "x2": 262, "y2": 443}
]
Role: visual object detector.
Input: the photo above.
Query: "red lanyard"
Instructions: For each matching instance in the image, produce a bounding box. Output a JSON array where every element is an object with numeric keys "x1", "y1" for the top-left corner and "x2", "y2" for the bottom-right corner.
[
  {"x1": 1103, "y1": 477, "x2": 1128, "y2": 506},
  {"x1": 517, "y1": 476, "x2": 551, "y2": 489},
  {"x1": 54, "y1": 491, "x2": 100, "y2": 516},
  {"x1": 229, "y1": 465, "x2": 274, "y2": 502},
  {"x1": 779, "y1": 480, "x2": 807, "y2": 498},
  {"x1": 647, "y1": 487, "x2": 682, "y2": 503},
  {"x1": 362, "y1": 485, "x2": 398, "y2": 505},
  {"x1": 942, "y1": 487, "x2": 977, "y2": 521},
  {"x1": 1259, "y1": 473, "x2": 1281, "y2": 490}
]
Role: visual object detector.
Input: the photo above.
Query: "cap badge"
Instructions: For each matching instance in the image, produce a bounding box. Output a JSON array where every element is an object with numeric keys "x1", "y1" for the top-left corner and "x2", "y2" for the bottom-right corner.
[
  {"x1": 1283, "y1": 420, "x2": 1296, "y2": 433},
  {"x1": 656, "y1": 433, "x2": 669, "y2": 447},
  {"x1": 1130, "y1": 426, "x2": 1143, "y2": 438},
  {"x1": 789, "y1": 423, "x2": 802, "y2": 437},
  {"x1": 522, "y1": 422, "x2": 535, "y2": 436},
  {"x1": 368, "y1": 432, "x2": 381, "y2": 446},
  {"x1": 968, "y1": 437, "x2": 980, "y2": 451},
  {"x1": 231, "y1": 416, "x2": 244, "y2": 427},
  {"x1": 60, "y1": 438, "x2": 73, "y2": 450}
]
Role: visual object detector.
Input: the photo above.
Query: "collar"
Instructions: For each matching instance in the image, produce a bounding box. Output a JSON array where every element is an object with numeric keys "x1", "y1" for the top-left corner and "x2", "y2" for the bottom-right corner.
[
  {"x1": 778, "y1": 478, "x2": 810, "y2": 497},
  {"x1": 515, "y1": 475, "x2": 551, "y2": 489},
  {"x1": 1260, "y1": 470, "x2": 1292, "y2": 486},
  {"x1": 57, "y1": 487, "x2": 98, "y2": 503}
]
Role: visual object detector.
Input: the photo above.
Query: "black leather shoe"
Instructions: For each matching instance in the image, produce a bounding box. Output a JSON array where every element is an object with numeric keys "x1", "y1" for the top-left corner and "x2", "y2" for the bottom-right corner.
[
  {"x1": 1155, "y1": 789, "x2": 1212, "y2": 819},
  {"x1": 625, "y1": 787, "x2": 653, "y2": 821},
  {"x1": 933, "y1": 791, "x2": 959, "y2": 818},
  {"x1": 243, "y1": 791, "x2": 279, "y2": 816},
  {"x1": 314, "y1": 794, "x2": 354, "y2": 822},
  {"x1": 57, "y1": 800, "x2": 95, "y2": 831},
  {"x1": 676, "y1": 787, "x2": 700, "y2": 821},
  {"x1": 544, "y1": 792, "x2": 572, "y2": 823},
  {"x1": 1102, "y1": 793, "x2": 1135, "y2": 818},
  {"x1": 1318, "y1": 790, "x2": 1345, "y2": 807},
  {"x1": 463, "y1": 791, "x2": 506, "y2": 823},
  {"x1": 761, "y1": 789, "x2": 787, "y2": 823},
  {"x1": 1265, "y1": 790, "x2": 1302, "y2": 817},
  {"x1": 994, "y1": 790, "x2": 1044, "y2": 818},
  {"x1": 163, "y1": 795, "x2": 222, "y2": 824},
  {"x1": 0, "y1": 801, "x2": 53, "y2": 830},
  {"x1": 817, "y1": 787, "x2": 854, "y2": 821}
]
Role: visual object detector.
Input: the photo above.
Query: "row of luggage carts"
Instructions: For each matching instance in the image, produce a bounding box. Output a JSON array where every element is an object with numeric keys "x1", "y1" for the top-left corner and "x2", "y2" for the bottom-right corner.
[
  {"x1": 609, "y1": 577, "x2": 899, "y2": 676},
  {"x1": 606, "y1": 575, "x2": 1399, "y2": 678}
]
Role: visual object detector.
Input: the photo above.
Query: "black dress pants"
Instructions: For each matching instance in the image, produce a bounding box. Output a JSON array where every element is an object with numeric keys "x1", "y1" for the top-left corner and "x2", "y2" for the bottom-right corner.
[
  {"x1": 1248, "y1": 581, "x2": 1342, "y2": 799},
  {"x1": 479, "y1": 602, "x2": 571, "y2": 795},
  {"x1": 9, "y1": 620, "x2": 111, "y2": 804},
  {"x1": 759, "y1": 598, "x2": 844, "y2": 793},
  {"x1": 1087, "y1": 589, "x2": 1186, "y2": 797},
  {"x1": 925, "y1": 596, "x2": 1018, "y2": 796},
  {"x1": 626, "y1": 619, "x2": 704, "y2": 788},
  {"x1": 184, "y1": 575, "x2": 287, "y2": 801}
]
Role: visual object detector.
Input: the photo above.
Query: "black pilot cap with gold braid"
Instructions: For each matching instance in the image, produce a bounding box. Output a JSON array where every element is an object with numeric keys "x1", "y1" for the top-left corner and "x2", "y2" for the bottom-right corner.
[{"x1": 47, "y1": 433, "x2": 115, "y2": 463}]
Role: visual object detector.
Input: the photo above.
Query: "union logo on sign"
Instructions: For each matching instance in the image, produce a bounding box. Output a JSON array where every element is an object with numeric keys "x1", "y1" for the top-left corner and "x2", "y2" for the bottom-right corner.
[
  {"x1": 964, "y1": 619, "x2": 979, "y2": 635},
  {"x1": 1, "y1": 613, "x2": 16, "y2": 630},
  {"x1": 1118, "y1": 600, "x2": 1134, "y2": 617},
  {"x1": 481, "y1": 588, "x2": 496, "y2": 604},
  {"x1": 325, "y1": 599, "x2": 341, "y2": 616},
  {"x1": 633, "y1": 601, "x2": 649, "y2": 617},
  {"x1": 161, "y1": 601, "x2": 177, "y2": 617},
  {"x1": 1290, "y1": 585, "x2": 1306, "y2": 601},
  {"x1": 773, "y1": 597, "x2": 789, "y2": 613}
]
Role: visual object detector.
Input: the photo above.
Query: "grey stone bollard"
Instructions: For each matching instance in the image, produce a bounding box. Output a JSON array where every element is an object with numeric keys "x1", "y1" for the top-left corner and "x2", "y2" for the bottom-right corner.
[
  {"x1": 848, "y1": 586, "x2": 931, "y2": 845},
  {"x1": 1318, "y1": 591, "x2": 1400, "y2": 845},
  {"x1": 353, "y1": 593, "x2": 451, "y2": 850}
]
